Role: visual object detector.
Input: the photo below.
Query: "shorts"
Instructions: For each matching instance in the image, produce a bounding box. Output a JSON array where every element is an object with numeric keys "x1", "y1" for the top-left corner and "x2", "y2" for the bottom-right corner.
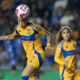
[
  {"x1": 60, "y1": 66, "x2": 80, "y2": 80},
  {"x1": 27, "y1": 46, "x2": 45, "y2": 69}
]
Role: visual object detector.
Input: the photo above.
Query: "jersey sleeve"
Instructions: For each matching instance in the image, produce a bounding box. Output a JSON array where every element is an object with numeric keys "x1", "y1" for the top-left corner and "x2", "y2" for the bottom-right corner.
[
  {"x1": 74, "y1": 41, "x2": 77, "y2": 48},
  {"x1": 32, "y1": 23, "x2": 45, "y2": 35},
  {"x1": 12, "y1": 25, "x2": 19, "y2": 36},
  {"x1": 37, "y1": 25, "x2": 45, "y2": 35},
  {"x1": 54, "y1": 42, "x2": 65, "y2": 65}
]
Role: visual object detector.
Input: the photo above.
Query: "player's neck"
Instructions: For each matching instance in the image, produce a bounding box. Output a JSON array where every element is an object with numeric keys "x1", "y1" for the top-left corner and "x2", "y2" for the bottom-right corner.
[
  {"x1": 21, "y1": 22, "x2": 32, "y2": 28},
  {"x1": 65, "y1": 39, "x2": 71, "y2": 42},
  {"x1": 27, "y1": 22, "x2": 32, "y2": 25}
]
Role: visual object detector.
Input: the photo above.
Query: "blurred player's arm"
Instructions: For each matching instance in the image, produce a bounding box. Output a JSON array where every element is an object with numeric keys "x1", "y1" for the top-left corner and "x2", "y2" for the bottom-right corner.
[
  {"x1": 37, "y1": 25, "x2": 52, "y2": 46},
  {"x1": 0, "y1": 33, "x2": 19, "y2": 40},
  {"x1": 44, "y1": 29, "x2": 52, "y2": 46},
  {"x1": 0, "y1": 26, "x2": 19, "y2": 40},
  {"x1": 54, "y1": 43, "x2": 65, "y2": 65},
  {"x1": 32, "y1": 24, "x2": 52, "y2": 45}
]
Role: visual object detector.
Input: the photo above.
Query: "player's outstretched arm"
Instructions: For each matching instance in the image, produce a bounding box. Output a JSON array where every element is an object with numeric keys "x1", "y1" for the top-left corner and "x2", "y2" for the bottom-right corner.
[
  {"x1": 45, "y1": 30, "x2": 52, "y2": 45},
  {"x1": 32, "y1": 24, "x2": 52, "y2": 45},
  {"x1": 0, "y1": 34, "x2": 19, "y2": 40}
]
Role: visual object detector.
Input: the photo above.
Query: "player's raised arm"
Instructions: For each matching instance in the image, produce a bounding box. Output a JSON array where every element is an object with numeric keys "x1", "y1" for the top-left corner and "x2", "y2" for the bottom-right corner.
[
  {"x1": 33, "y1": 23, "x2": 52, "y2": 46},
  {"x1": 39, "y1": 26, "x2": 52, "y2": 47}
]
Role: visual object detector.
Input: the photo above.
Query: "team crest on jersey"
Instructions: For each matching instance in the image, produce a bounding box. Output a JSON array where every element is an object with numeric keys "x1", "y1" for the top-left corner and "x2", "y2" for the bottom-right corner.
[
  {"x1": 66, "y1": 46, "x2": 68, "y2": 48},
  {"x1": 27, "y1": 29, "x2": 31, "y2": 34},
  {"x1": 19, "y1": 30, "x2": 21, "y2": 32},
  {"x1": 30, "y1": 60, "x2": 32, "y2": 63}
]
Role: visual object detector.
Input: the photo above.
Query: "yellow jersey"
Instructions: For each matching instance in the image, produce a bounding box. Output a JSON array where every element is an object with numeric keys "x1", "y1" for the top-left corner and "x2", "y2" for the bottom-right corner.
[
  {"x1": 54, "y1": 40, "x2": 80, "y2": 80},
  {"x1": 13, "y1": 23, "x2": 45, "y2": 68}
]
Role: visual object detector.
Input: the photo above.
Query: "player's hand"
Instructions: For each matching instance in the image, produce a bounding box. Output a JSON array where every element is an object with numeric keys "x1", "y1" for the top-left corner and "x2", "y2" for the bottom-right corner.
[
  {"x1": 45, "y1": 43, "x2": 51, "y2": 50},
  {"x1": 45, "y1": 46, "x2": 51, "y2": 50},
  {"x1": 64, "y1": 60, "x2": 69, "y2": 66}
]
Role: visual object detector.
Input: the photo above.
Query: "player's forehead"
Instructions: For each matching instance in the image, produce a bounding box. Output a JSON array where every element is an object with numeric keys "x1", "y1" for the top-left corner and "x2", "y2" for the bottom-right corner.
[
  {"x1": 62, "y1": 28, "x2": 70, "y2": 33},
  {"x1": 17, "y1": 17, "x2": 28, "y2": 21}
]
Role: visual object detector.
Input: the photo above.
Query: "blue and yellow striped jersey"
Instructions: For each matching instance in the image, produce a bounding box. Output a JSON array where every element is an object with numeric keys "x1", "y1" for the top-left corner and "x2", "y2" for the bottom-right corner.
[
  {"x1": 55, "y1": 40, "x2": 77, "y2": 69},
  {"x1": 13, "y1": 23, "x2": 45, "y2": 59}
]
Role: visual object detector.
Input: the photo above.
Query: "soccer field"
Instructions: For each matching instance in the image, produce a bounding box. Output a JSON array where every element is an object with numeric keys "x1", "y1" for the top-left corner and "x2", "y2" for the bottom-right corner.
[
  {"x1": 1, "y1": 70, "x2": 80, "y2": 80},
  {"x1": 0, "y1": 70, "x2": 61, "y2": 80}
]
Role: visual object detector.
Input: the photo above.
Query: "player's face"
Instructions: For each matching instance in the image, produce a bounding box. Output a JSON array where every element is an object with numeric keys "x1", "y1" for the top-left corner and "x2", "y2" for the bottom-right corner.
[
  {"x1": 17, "y1": 17, "x2": 28, "y2": 28},
  {"x1": 61, "y1": 29, "x2": 71, "y2": 41}
]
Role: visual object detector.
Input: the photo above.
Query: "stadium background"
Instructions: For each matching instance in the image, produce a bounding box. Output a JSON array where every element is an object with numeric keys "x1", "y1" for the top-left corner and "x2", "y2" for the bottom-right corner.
[{"x1": 0, "y1": 0, "x2": 80, "y2": 80}]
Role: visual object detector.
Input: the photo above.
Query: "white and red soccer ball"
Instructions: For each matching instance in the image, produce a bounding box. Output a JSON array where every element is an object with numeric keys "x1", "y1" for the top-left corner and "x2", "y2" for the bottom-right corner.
[{"x1": 16, "y1": 4, "x2": 30, "y2": 19}]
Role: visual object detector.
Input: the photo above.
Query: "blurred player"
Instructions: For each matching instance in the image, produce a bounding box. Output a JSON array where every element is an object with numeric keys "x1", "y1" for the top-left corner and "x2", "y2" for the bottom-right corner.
[
  {"x1": 54, "y1": 26, "x2": 80, "y2": 80},
  {"x1": 0, "y1": 4, "x2": 51, "y2": 80}
]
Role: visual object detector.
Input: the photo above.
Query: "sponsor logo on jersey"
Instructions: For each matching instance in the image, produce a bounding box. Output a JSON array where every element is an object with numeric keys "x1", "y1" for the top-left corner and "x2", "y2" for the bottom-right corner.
[
  {"x1": 19, "y1": 30, "x2": 21, "y2": 32},
  {"x1": 33, "y1": 56, "x2": 35, "y2": 59},
  {"x1": 30, "y1": 60, "x2": 32, "y2": 63},
  {"x1": 66, "y1": 46, "x2": 68, "y2": 48},
  {"x1": 27, "y1": 29, "x2": 31, "y2": 34}
]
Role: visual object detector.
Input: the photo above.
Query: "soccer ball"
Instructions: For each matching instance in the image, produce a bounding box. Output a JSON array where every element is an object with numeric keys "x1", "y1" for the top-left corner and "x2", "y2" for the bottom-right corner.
[{"x1": 16, "y1": 4, "x2": 30, "y2": 19}]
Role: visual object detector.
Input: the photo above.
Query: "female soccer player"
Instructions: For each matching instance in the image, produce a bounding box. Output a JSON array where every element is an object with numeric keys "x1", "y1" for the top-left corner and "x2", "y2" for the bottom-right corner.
[
  {"x1": 54, "y1": 26, "x2": 80, "y2": 80},
  {"x1": 0, "y1": 4, "x2": 51, "y2": 80}
]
